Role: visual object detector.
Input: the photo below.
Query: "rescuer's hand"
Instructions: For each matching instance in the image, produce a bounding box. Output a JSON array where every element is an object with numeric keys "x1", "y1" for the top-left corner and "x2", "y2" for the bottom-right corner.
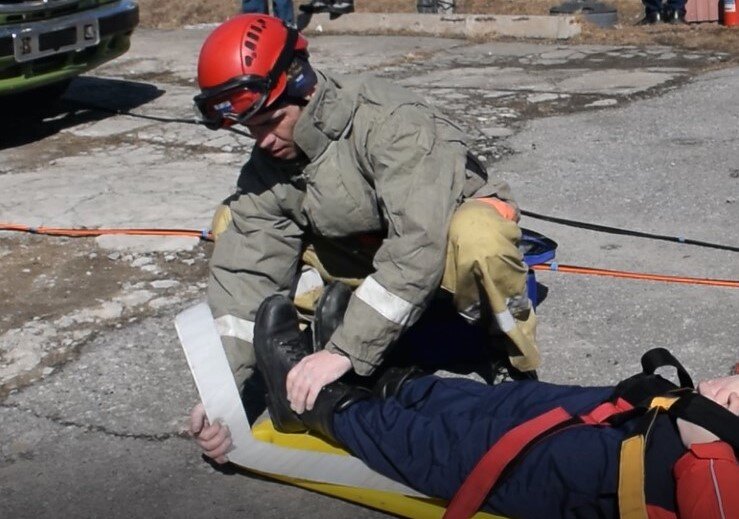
[
  {"x1": 286, "y1": 350, "x2": 352, "y2": 414},
  {"x1": 189, "y1": 402, "x2": 232, "y2": 464},
  {"x1": 210, "y1": 203, "x2": 232, "y2": 241},
  {"x1": 484, "y1": 198, "x2": 519, "y2": 222}
]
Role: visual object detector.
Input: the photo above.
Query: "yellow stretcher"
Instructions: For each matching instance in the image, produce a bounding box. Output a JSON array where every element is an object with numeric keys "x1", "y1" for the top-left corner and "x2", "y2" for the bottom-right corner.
[
  {"x1": 176, "y1": 303, "x2": 503, "y2": 519},
  {"x1": 252, "y1": 420, "x2": 503, "y2": 519}
]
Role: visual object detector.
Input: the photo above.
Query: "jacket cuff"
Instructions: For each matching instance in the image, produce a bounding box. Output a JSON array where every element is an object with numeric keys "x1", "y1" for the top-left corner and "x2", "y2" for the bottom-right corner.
[{"x1": 325, "y1": 340, "x2": 378, "y2": 376}]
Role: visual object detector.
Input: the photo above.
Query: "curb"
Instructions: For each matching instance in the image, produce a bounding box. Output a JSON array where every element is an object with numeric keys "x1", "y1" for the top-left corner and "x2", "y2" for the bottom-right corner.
[{"x1": 302, "y1": 12, "x2": 582, "y2": 40}]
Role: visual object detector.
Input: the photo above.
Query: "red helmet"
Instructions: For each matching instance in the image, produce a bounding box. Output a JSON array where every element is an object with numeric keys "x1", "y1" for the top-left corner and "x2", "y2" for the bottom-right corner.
[{"x1": 193, "y1": 14, "x2": 311, "y2": 129}]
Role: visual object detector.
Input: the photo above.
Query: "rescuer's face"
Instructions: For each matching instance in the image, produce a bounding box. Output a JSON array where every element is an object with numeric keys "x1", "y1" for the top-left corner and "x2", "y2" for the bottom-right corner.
[{"x1": 246, "y1": 104, "x2": 302, "y2": 161}]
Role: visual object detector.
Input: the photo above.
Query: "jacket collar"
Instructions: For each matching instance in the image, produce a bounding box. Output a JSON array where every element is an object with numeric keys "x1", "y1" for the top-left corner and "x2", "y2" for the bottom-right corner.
[{"x1": 293, "y1": 71, "x2": 354, "y2": 162}]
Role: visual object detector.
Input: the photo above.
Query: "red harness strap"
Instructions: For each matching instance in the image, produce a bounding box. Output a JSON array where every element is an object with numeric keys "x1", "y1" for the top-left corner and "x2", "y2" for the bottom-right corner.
[
  {"x1": 581, "y1": 398, "x2": 634, "y2": 424},
  {"x1": 443, "y1": 399, "x2": 635, "y2": 519},
  {"x1": 443, "y1": 407, "x2": 572, "y2": 519}
]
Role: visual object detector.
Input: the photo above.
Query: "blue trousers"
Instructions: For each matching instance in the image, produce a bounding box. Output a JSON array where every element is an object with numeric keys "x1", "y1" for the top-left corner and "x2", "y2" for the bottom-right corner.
[
  {"x1": 242, "y1": 0, "x2": 295, "y2": 24},
  {"x1": 333, "y1": 376, "x2": 684, "y2": 519}
]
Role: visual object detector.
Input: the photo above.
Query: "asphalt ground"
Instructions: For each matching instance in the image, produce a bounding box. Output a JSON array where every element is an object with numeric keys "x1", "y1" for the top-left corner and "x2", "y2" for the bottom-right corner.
[{"x1": 1, "y1": 28, "x2": 737, "y2": 518}]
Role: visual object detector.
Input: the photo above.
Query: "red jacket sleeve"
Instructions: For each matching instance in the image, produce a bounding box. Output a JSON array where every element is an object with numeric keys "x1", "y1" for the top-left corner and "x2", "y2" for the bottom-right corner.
[{"x1": 673, "y1": 441, "x2": 739, "y2": 519}]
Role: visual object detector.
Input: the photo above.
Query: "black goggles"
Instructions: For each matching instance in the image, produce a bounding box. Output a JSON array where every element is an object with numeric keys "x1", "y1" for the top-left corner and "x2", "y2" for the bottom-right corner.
[
  {"x1": 193, "y1": 75, "x2": 272, "y2": 130},
  {"x1": 193, "y1": 26, "x2": 299, "y2": 130}
]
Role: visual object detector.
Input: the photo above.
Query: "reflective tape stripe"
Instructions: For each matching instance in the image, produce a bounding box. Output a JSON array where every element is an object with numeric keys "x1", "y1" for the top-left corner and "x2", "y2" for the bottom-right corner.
[
  {"x1": 214, "y1": 314, "x2": 255, "y2": 343},
  {"x1": 495, "y1": 309, "x2": 516, "y2": 333},
  {"x1": 355, "y1": 276, "x2": 415, "y2": 326}
]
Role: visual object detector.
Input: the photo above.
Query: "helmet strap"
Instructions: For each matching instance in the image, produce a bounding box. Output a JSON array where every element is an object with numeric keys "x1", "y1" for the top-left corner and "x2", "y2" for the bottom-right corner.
[{"x1": 266, "y1": 26, "x2": 299, "y2": 90}]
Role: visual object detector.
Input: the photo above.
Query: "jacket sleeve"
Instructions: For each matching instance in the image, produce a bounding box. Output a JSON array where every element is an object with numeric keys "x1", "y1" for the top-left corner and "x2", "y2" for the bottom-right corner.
[
  {"x1": 207, "y1": 161, "x2": 304, "y2": 391},
  {"x1": 326, "y1": 104, "x2": 467, "y2": 375},
  {"x1": 673, "y1": 441, "x2": 739, "y2": 519}
]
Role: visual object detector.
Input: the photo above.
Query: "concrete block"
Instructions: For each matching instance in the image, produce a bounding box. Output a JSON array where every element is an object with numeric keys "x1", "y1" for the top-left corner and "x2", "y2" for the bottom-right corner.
[{"x1": 304, "y1": 13, "x2": 581, "y2": 40}]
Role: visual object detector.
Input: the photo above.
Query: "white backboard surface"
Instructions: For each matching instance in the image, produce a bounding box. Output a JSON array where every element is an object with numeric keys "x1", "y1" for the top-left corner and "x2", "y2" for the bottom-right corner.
[{"x1": 175, "y1": 302, "x2": 421, "y2": 495}]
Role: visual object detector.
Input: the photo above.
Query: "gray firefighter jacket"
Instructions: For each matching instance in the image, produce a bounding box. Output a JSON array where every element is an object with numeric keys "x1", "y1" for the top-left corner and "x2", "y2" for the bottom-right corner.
[{"x1": 208, "y1": 71, "x2": 516, "y2": 389}]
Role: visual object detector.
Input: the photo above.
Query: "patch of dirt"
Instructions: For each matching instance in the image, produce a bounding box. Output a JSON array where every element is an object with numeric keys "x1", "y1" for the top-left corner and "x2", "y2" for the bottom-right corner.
[
  {"x1": 137, "y1": 0, "x2": 739, "y2": 58},
  {"x1": 0, "y1": 235, "x2": 210, "y2": 336}
]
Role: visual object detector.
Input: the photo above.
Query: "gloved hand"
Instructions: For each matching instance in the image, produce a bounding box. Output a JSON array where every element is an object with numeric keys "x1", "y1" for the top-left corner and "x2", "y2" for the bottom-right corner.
[
  {"x1": 210, "y1": 204, "x2": 232, "y2": 241},
  {"x1": 479, "y1": 197, "x2": 519, "y2": 222}
]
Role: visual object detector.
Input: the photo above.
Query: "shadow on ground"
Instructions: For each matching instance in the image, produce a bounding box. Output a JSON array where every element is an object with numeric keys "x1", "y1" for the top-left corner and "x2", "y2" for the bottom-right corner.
[{"x1": 0, "y1": 77, "x2": 164, "y2": 150}]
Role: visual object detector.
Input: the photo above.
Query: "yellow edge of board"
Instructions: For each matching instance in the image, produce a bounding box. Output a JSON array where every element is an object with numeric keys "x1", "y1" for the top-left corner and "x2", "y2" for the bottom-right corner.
[{"x1": 251, "y1": 420, "x2": 505, "y2": 519}]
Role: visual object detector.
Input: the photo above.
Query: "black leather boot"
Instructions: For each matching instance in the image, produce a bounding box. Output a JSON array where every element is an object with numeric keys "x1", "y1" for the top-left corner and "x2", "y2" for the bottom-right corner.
[
  {"x1": 327, "y1": 0, "x2": 354, "y2": 19},
  {"x1": 300, "y1": 382, "x2": 372, "y2": 441},
  {"x1": 637, "y1": 10, "x2": 661, "y2": 24},
  {"x1": 253, "y1": 294, "x2": 312, "y2": 434},
  {"x1": 506, "y1": 363, "x2": 539, "y2": 381},
  {"x1": 298, "y1": 0, "x2": 329, "y2": 14},
  {"x1": 372, "y1": 366, "x2": 426, "y2": 399},
  {"x1": 664, "y1": 7, "x2": 687, "y2": 23},
  {"x1": 254, "y1": 294, "x2": 371, "y2": 441},
  {"x1": 313, "y1": 281, "x2": 353, "y2": 351}
]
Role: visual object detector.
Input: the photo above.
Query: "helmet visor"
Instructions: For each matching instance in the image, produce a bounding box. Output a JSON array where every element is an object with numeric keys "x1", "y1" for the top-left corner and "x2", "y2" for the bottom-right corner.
[{"x1": 193, "y1": 75, "x2": 271, "y2": 130}]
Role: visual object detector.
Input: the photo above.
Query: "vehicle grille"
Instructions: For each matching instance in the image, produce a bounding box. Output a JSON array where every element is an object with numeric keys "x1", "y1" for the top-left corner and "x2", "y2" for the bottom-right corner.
[
  {"x1": 0, "y1": 0, "x2": 78, "y2": 6},
  {"x1": 0, "y1": 0, "x2": 87, "y2": 22}
]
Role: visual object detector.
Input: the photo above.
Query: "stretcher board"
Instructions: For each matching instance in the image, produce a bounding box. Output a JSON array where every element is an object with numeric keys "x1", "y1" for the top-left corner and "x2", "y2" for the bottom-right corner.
[{"x1": 176, "y1": 302, "x2": 503, "y2": 519}]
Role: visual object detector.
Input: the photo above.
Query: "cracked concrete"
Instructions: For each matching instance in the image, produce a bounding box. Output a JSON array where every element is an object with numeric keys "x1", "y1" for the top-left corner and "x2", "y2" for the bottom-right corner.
[{"x1": 0, "y1": 28, "x2": 737, "y2": 518}]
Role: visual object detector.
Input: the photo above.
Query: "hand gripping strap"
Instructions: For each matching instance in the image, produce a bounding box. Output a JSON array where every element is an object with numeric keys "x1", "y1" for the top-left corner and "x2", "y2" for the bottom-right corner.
[{"x1": 443, "y1": 407, "x2": 573, "y2": 519}]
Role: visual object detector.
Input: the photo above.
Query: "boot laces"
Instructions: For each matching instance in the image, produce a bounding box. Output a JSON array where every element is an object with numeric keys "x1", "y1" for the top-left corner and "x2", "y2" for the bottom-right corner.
[{"x1": 277, "y1": 335, "x2": 310, "y2": 363}]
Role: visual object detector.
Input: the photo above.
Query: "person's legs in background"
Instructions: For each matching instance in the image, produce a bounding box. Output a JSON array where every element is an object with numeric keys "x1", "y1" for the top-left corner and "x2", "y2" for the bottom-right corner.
[
  {"x1": 663, "y1": 0, "x2": 686, "y2": 23},
  {"x1": 242, "y1": 0, "x2": 268, "y2": 13},
  {"x1": 272, "y1": 0, "x2": 295, "y2": 24},
  {"x1": 639, "y1": 0, "x2": 663, "y2": 23}
]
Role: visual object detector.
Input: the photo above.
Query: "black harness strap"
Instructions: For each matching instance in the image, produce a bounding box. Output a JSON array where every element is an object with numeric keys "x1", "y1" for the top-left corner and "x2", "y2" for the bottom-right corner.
[
  {"x1": 669, "y1": 392, "x2": 739, "y2": 449},
  {"x1": 640, "y1": 347, "x2": 694, "y2": 389}
]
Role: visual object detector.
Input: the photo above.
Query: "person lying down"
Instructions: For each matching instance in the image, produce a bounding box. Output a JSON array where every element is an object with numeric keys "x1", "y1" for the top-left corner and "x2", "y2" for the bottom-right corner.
[{"x1": 190, "y1": 295, "x2": 739, "y2": 519}]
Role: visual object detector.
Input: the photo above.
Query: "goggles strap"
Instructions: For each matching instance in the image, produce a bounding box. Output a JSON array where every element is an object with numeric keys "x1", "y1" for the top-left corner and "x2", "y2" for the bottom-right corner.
[{"x1": 265, "y1": 26, "x2": 299, "y2": 91}]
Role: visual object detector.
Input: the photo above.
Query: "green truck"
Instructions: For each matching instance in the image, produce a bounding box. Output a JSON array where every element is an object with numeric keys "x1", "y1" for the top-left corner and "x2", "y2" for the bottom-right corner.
[{"x1": 0, "y1": 0, "x2": 139, "y2": 98}]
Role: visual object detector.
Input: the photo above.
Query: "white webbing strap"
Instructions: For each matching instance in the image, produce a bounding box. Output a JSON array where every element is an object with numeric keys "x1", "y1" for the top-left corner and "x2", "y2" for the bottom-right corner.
[
  {"x1": 494, "y1": 309, "x2": 516, "y2": 333},
  {"x1": 175, "y1": 302, "x2": 421, "y2": 494}
]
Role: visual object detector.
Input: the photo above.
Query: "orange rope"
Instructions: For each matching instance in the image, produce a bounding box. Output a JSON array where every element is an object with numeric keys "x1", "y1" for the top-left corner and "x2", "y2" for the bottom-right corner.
[
  {"x1": 532, "y1": 264, "x2": 739, "y2": 288},
  {"x1": 2, "y1": 223, "x2": 737, "y2": 288},
  {"x1": 1, "y1": 223, "x2": 213, "y2": 241}
]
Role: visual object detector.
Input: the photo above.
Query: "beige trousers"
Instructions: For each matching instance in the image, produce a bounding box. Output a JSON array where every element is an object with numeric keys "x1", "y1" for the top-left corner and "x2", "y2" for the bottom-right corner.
[
  {"x1": 440, "y1": 199, "x2": 539, "y2": 372},
  {"x1": 212, "y1": 199, "x2": 540, "y2": 371},
  {"x1": 296, "y1": 200, "x2": 539, "y2": 372}
]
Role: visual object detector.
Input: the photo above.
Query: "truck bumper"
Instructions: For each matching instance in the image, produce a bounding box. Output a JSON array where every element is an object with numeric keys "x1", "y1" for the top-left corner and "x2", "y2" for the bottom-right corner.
[{"x1": 0, "y1": 0, "x2": 139, "y2": 95}]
